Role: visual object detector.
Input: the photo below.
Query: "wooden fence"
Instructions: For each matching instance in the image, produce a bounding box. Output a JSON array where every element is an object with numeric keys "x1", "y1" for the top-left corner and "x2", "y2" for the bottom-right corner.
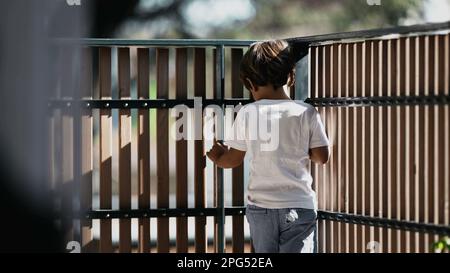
[
  {"x1": 311, "y1": 33, "x2": 450, "y2": 253},
  {"x1": 48, "y1": 22, "x2": 450, "y2": 253}
]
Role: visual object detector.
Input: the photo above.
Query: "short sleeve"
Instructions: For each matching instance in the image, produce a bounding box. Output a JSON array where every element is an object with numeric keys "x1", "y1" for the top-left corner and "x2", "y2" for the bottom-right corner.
[
  {"x1": 224, "y1": 108, "x2": 247, "y2": 151},
  {"x1": 309, "y1": 108, "x2": 330, "y2": 149}
]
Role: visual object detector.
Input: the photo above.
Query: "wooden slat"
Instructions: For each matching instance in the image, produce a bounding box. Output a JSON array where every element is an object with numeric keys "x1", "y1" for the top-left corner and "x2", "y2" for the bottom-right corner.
[
  {"x1": 437, "y1": 35, "x2": 446, "y2": 230},
  {"x1": 80, "y1": 47, "x2": 93, "y2": 252},
  {"x1": 137, "y1": 48, "x2": 150, "y2": 253},
  {"x1": 156, "y1": 48, "x2": 170, "y2": 253},
  {"x1": 444, "y1": 34, "x2": 450, "y2": 232},
  {"x1": 59, "y1": 46, "x2": 75, "y2": 245},
  {"x1": 324, "y1": 44, "x2": 331, "y2": 251},
  {"x1": 175, "y1": 48, "x2": 188, "y2": 253},
  {"x1": 212, "y1": 48, "x2": 225, "y2": 253},
  {"x1": 405, "y1": 37, "x2": 413, "y2": 252},
  {"x1": 193, "y1": 48, "x2": 207, "y2": 253},
  {"x1": 381, "y1": 39, "x2": 389, "y2": 253},
  {"x1": 431, "y1": 35, "x2": 440, "y2": 248},
  {"x1": 212, "y1": 48, "x2": 219, "y2": 252},
  {"x1": 344, "y1": 43, "x2": 350, "y2": 253},
  {"x1": 62, "y1": 98, "x2": 74, "y2": 244},
  {"x1": 330, "y1": 44, "x2": 339, "y2": 253},
  {"x1": 118, "y1": 47, "x2": 132, "y2": 253},
  {"x1": 413, "y1": 36, "x2": 420, "y2": 253},
  {"x1": 417, "y1": 36, "x2": 426, "y2": 253},
  {"x1": 99, "y1": 47, "x2": 112, "y2": 253},
  {"x1": 309, "y1": 47, "x2": 319, "y2": 251},
  {"x1": 444, "y1": 34, "x2": 450, "y2": 231},
  {"x1": 336, "y1": 43, "x2": 344, "y2": 253},
  {"x1": 322, "y1": 45, "x2": 329, "y2": 253},
  {"x1": 231, "y1": 48, "x2": 245, "y2": 253},
  {"x1": 317, "y1": 45, "x2": 325, "y2": 253},
  {"x1": 397, "y1": 38, "x2": 407, "y2": 253},
  {"x1": 373, "y1": 40, "x2": 381, "y2": 252},
  {"x1": 407, "y1": 36, "x2": 417, "y2": 252},
  {"x1": 355, "y1": 42, "x2": 363, "y2": 253},
  {"x1": 348, "y1": 43, "x2": 356, "y2": 253},
  {"x1": 424, "y1": 35, "x2": 432, "y2": 252},
  {"x1": 363, "y1": 41, "x2": 372, "y2": 252}
]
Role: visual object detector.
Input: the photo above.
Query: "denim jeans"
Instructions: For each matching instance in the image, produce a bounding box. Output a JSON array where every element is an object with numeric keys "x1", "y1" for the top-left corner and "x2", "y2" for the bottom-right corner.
[{"x1": 246, "y1": 205, "x2": 317, "y2": 253}]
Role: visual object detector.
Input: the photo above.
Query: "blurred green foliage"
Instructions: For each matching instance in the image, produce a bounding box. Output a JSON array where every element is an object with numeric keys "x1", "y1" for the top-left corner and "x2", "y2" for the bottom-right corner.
[
  {"x1": 332, "y1": 0, "x2": 423, "y2": 31},
  {"x1": 108, "y1": 0, "x2": 426, "y2": 39},
  {"x1": 433, "y1": 237, "x2": 450, "y2": 253},
  {"x1": 220, "y1": 0, "x2": 423, "y2": 39}
]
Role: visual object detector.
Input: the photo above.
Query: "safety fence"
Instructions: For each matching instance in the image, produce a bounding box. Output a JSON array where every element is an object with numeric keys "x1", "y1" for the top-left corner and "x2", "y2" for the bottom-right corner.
[{"x1": 48, "y1": 21, "x2": 450, "y2": 253}]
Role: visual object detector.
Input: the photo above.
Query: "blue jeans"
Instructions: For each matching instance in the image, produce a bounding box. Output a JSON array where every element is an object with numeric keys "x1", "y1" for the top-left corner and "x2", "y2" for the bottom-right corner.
[{"x1": 246, "y1": 205, "x2": 317, "y2": 253}]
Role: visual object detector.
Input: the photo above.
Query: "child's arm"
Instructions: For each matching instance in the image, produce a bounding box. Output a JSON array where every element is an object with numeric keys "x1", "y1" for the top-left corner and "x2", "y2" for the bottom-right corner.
[
  {"x1": 309, "y1": 146, "x2": 330, "y2": 164},
  {"x1": 207, "y1": 141, "x2": 246, "y2": 169}
]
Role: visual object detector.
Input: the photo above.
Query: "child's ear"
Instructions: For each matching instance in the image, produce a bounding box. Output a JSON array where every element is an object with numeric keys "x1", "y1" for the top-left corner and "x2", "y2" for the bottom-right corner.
[{"x1": 245, "y1": 78, "x2": 257, "y2": 92}]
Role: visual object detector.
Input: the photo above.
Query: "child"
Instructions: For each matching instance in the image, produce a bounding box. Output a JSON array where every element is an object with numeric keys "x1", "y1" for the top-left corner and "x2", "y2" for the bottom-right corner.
[{"x1": 206, "y1": 40, "x2": 330, "y2": 253}]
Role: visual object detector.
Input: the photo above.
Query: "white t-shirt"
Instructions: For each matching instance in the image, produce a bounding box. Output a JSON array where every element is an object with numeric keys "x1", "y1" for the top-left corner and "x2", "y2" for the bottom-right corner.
[{"x1": 224, "y1": 99, "x2": 329, "y2": 210}]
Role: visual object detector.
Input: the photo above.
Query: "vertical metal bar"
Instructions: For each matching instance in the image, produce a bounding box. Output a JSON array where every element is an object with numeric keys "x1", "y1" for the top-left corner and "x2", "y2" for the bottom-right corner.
[
  {"x1": 118, "y1": 47, "x2": 132, "y2": 253},
  {"x1": 214, "y1": 45, "x2": 225, "y2": 253},
  {"x1": 176, "y1": 47, "x2": 189, "y2": 253},
  {"x1": 99, "y1": 47, "x2": 112, "y2": 253},
  {"x1": 137, "y1": 48, "x2": 150, "y2": 253},
  {"x1": 156, "y1": 48, "x2": 170, "y2": 253},
  {"x1": 231, "y1": 48, "x2": 245, "y2": 253},
  {"x1": 194, "y1": 48, "x2": 207, "y2": 253},
  {"x1": 80, "y1": 47, "x2": 93, "y2": 252}
]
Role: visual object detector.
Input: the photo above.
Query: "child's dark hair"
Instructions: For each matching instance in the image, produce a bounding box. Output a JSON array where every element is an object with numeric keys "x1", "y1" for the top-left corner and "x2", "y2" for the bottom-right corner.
[{"x1": 240, "y1": 40, "x2": 295, "y2": 91}]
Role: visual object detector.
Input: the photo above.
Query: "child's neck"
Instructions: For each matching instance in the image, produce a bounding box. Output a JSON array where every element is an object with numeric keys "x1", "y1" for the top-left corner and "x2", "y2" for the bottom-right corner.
[{"x1": 256, "y1": 86, "x2": 291, "y2": 101}]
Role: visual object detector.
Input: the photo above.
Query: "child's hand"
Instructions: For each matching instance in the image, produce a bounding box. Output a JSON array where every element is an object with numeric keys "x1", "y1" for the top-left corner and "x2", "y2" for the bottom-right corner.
[{"x1": 206, "y1": 141, "x2": 228, "y2": 163}]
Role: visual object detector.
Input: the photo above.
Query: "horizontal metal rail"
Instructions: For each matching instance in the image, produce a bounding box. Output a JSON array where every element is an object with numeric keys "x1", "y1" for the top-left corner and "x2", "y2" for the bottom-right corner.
[
  {"x1": 317, "y1": 211, "x2": 450, "y2": 237},
  {"x1": 48, "y1": 94, "x2": 450, "y2": 109},
  {"x1": 286, "y1": 21, "x2": 450, "y2": 45},
  {"x1": 53, "y1": 38, "x2": 256, "y2": 47},
  {"x1": 69, "y1": 207, "x2": 450, "y2": 236},
  {"x1": 52, "y1": 21, "x2": 449, "y2": 48}
]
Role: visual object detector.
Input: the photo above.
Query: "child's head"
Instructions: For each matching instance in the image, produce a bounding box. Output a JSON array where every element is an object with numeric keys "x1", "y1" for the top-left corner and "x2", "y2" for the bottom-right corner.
[{"x1": 240, "y1": 40, "x2": 295, "y2": 98}]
